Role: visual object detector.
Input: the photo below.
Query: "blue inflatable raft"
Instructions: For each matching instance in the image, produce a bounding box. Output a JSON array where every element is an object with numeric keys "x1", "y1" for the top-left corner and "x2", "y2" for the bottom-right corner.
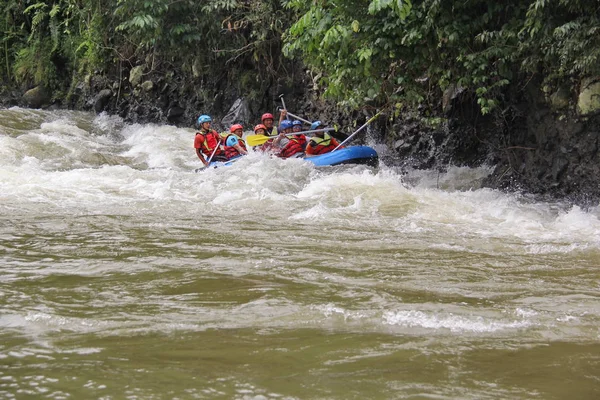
[
  {"x1": 303, "y1": 146, "x2": 378, "y2": 167},
  {"x1": 202, "y1": 146, "x2": 378, "y2": 170}
]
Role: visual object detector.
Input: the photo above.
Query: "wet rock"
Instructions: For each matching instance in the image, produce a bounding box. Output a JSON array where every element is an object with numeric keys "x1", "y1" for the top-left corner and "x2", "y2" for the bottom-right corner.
[
  {"x1": 552, "y1": 157, "x2": 569, "y2": 181},
  {"x1": 141, "y1": 81, "x2": 154, "y2": 92},
  {"x1": 221, "y1": 98, "x2": 251, "y2": 127},
  {"x1": 442, "y1": 84, "x2": 465, "y2": 113},
  {"x1": 94, "y1": 89, "x2": 113, "y2": 113},
  {"x1": 129, "y1": 66, "x2": 144, "y2": 87},
  {"x1": 167, "y1": 105, "x2": 185, "y2": 121},
  {"x1": 22, "y1": 86, "x2": 51, "y2": 108},
  {"x1": 577, "y1": 78, "x2": 600, "y2": 116},
  {"x1": 549, "y1": 86, "x2": 571, "y2": 110}
]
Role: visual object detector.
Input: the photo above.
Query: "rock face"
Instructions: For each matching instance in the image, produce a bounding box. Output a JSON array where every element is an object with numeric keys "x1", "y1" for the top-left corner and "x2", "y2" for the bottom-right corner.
[
  {"x1": 22, "y1": 86, "x2": 52, "y2": 108},
  {"x1": 129, "y1": 66, "x2": 144, "y2": 87},
  {"x1": 485, "y1": 83, "x2": 600, "y2": 205},
  {"x1": 487, "y1": 105, "x2": 599, "y2": 203},
  {"x1": 383, "y1": 80, "x2": 600, "y2": 206},
  {"x1": 220, "y1": 98, "x2": 251, "y2": 128},
  {"x1": 578, "y1": 78, "x2": 600, "y2": 116},
  {"x1": 94, "y1": 89, "x2": 113, "y2": 113}
]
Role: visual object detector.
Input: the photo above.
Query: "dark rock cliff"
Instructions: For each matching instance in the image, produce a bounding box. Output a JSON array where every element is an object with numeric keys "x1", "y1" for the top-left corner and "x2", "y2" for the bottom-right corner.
[{"x1": 381, "y1": 79, "x2": 600, "y2": 207}]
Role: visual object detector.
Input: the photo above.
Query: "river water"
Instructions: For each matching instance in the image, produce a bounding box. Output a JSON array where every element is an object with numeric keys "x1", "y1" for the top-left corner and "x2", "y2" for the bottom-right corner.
[{"x1": 1, "y1": 108, "x2": 599, "y2": 399}]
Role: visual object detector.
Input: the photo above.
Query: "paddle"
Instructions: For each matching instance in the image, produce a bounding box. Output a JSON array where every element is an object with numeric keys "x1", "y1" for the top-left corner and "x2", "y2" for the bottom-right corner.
[
  {"x1": 279, "y1": 94, "x2": 287, "y2": 112},
  {"x1": 332, "y1": 111, "x2": 382, "y2": 152},
  {"x1": 277, "y1": 107, "x2": 312, "y2": 125},
  {"x1": 201, "y1": 139, "x2": 222, "y2": 168},
  {"x1": 246, "y1": 128, "x2": 335, "y2": 147},
  {"x1": 285, "y1": 110, "x2": 312, "y2": 125},
  {"x1": 278, "y1": 94, "x2": 312, "y2": 125}
]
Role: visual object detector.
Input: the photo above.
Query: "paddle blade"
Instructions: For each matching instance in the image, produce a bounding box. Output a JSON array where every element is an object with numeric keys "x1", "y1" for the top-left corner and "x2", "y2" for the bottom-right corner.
[{"x1": 245, "y1": 134, "x2": 274, "y2": 146}]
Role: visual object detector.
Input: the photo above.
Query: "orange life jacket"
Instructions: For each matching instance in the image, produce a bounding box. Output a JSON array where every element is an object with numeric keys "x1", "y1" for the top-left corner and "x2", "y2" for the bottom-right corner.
[{"x1": 307, "y1": 133, "x2": 338, "y2": 155}]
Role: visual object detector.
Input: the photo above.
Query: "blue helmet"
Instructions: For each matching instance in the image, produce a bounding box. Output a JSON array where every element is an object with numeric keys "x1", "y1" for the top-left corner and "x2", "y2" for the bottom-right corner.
[
  {"x1": 197, "y1": 114, "x2": 211, "y2": 124},
  {"x1": 279, "y1": 119, "x2": 293, "y2": 130},
  {"x1": 311, "y1": 120, "x2": 323, "y2": 130},
  {"x1": 292, "y1": 120, "x2": 303, "y2": 126}
]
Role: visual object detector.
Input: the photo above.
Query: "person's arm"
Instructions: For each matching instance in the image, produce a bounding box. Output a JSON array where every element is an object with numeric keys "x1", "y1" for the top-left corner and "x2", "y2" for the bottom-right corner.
[
  {"x1": 196, "y1": 148, "x2": 208, "y2": 166},
  {"x1": 279, "y1": 109, "x2": 287, "y2": 124},
  {"x1": 272, "y1": 130, "x2": 285, "y2": 146},
  {"x1": 234, "y1": 143, "x2": 247, "y2": 155},
  {"x1": 304, "y1": 142, "x2": 316, "y2": 157},
  {"x1": 226, "y1": 135, "x2": 248, "y2": 156},
  {"x1": 194, "y1": 135, "x2": 209, "y2": 166}
]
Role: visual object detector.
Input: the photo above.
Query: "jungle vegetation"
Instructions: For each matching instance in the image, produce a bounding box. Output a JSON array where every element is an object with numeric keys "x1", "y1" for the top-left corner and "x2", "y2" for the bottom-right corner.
[{"x1": 1, "y1": 0, "x2": 599, "y2": 114}]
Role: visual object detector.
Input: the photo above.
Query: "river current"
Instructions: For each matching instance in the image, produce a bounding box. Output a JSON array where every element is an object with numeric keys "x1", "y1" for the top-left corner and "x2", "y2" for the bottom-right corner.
[{"x1": 1, "y1": 108, "x2": 599, "y2": 399}]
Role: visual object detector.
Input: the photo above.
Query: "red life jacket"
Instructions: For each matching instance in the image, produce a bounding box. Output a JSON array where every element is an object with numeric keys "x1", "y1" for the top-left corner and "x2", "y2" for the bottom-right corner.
[
  {"x1": 223, "y1": 134, "x2": 247, "y2": 159},
  {"x1": 307, "y1": 133, "x2": 339, "y2": 155},
  {"x1": 278, "y1": 135, "x2": 306, "y2": 158},
  {"x1": 195, "y1": 130, "x2": 223, "y2": 156},
  {"x1": 256, "y1": 129, "x2": 277, "y2": 153},
  {"x1": 256, "y1": 140, "x2": 274, "y2": 153}
]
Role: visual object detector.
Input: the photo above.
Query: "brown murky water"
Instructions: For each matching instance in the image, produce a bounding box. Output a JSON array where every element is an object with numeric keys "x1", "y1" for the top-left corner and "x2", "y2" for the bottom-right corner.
[{"x1": 1, "y1": 108, "x2": 599, "y2": 399}]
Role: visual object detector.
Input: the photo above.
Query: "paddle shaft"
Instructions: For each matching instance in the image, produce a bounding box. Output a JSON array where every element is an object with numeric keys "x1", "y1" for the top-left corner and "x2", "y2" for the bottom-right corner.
[
  {"x1": 279, "y1": 94, "x2": 287, "y2": 112},
  {"x1": 246, "y1": 128, "x2": 335, "y2": 146},
  {"x1": 205, "y1": 139, "x2": 222, "y2": 165},
  {"x1": 332, "y1": 112, "x2": 382, "y2": 152},
  {"x1": 277, "y1": 107, "x2": 312, "y2": 125}
]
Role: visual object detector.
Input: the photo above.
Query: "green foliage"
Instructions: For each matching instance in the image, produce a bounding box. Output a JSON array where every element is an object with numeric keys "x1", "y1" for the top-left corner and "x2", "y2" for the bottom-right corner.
[
  {"x1": 13, "y1": 42, "x2": 55, "y2": 85},
  {"x1": 284, "y1": 0, "x2": 600, "y2": 114},
  {"x1": 114, "y1": 0, "x2": 167, "y2": 48},
  {"x1": 2, "y1": 0, "x2": 295, "y2": 94},
  {"x1": 11, "y1": 1, "x2": 61, "y2": 87},
  {"x1": 2, "y1": 0, "x2": 598, "y2": 117},
  {"x1": 2, "y1": 0, "x2": 114, "y2": 88}
]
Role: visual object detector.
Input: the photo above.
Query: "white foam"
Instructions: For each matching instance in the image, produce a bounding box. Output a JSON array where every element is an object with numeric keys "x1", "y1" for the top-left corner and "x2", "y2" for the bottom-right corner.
[
  {"x1": 382, "y1": 310, "x2": 532, "y2": 333},
  {"x1": 1, "y1": 109, "x2": 599, "y2": 253}
]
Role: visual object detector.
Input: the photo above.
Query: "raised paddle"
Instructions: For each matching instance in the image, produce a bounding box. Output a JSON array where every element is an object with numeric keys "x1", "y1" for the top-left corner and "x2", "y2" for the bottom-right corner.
[
  {"x1": 286, "y1": 111, "x2": 312, "y2": 125},
  {"x1": 277, "y1": 107, "x2": 312, "y2": 125},
  {"x1": 279, "y1": 94, "x2": 287, "y2": 112},
  {"x1": 280, "y1": 95, "x2": 311, "y2": 124},
  {"x1": 279, "y1": 95, "x2": 312, "y2": 124},
  {"x1": 332, "y1": 111, "x2": 382, "y2": 152},
  {"x1": 246, "y1": 128, "x2": 335, "y2": 147}
]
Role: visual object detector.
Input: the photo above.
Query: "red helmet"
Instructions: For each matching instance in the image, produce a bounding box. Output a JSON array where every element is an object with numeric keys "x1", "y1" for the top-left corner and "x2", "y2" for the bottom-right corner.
[
  {"x1": 261, "y1": 113, "x2": 274, "y2": 122},
  {"x1": 230, "y1": 124, "x2": 243, "y2": 133},
  {"x1": 254, "y1": 124, "x2": 267, "y2": 133}
]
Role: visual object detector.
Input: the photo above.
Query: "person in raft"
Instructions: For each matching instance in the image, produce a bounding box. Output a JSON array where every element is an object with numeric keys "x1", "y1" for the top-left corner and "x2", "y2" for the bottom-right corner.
[
  {"x1": 304, "y1": 120, "x2": 343, "y2": 157},
  {"x1": 280, "y1": 109, "x2": 306, "y2": 140},
  {"x1": 253, "y1": 124, "x2": 267, "y2": 135},
  {"x1": 194, "y1": 114, "x2": 227, "y2": 167},
  {"x1": 222, "y1": 124, "x2": 248, "y2": 160},
  {"x1": 291, "y1": 120, "x2": 307, "y2": 150},
  {"x1": 272, "y1": 119, "x2": 306, "y2": 158},
  {"x1": 291, "y1": 120, "x2": 303, "y2": 133},
  {"x1": 261, "y1": 113, "x2": 278, "y2": 137},
  {"x1": 254, "y1": 113, "x2": 278, "y2": 153}
]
